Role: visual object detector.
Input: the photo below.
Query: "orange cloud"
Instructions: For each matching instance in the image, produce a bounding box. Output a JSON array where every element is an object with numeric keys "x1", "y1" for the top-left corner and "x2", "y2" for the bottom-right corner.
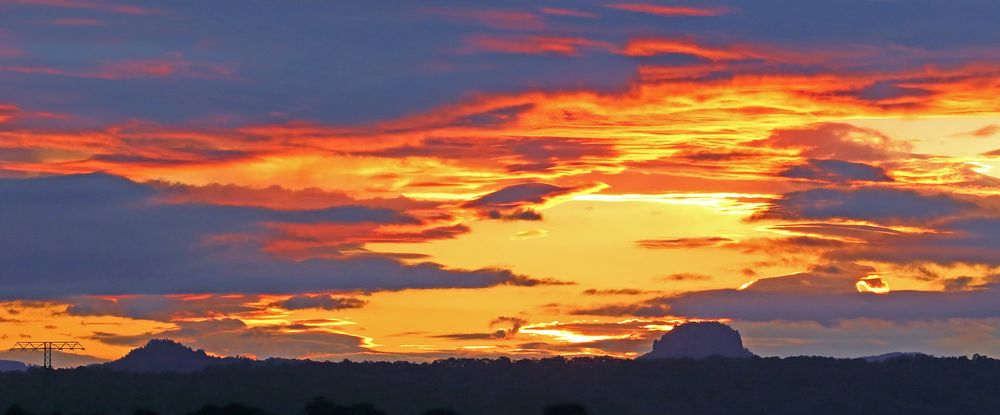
[
  {"x1": 2, "y1": 59, "x2": 999, "y2": 206},
  {"x1": 956, "y1": 124, "x2": 1000, "y2": 137},
  {"x1": 622, "y1": 38, "x2": 749, "y2": 60},
  {"x1": 636, "y1": 236, "x2": 737, "y2": 249}
]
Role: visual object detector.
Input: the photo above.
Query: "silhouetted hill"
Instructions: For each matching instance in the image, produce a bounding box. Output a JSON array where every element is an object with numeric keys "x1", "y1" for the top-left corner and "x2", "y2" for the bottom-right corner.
[
  {"x1": 861, "y1": 352, "x2": 930, "y2": 362},
  {"x1": 0, "y1": 360, "x2": 26, "y2": 372},
  {"x1": 639, "y1": 322, "x2": 755, "y2": 359},
  {"x1": 0, "y1": 350, "x2": 107, "y2": 369},
  {"x1": 102, "y1": 339, "x2": 232, "y2": 373}
]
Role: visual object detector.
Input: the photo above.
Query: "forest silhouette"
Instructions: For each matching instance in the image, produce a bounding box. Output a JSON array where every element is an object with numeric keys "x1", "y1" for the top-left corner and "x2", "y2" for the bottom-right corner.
[{"x1": 1, "y1": 353, "x2": 999, "y2": 415}]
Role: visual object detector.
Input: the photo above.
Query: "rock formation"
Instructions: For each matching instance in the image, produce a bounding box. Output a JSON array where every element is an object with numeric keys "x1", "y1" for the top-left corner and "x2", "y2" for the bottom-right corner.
[{"x1": 639, "y1": 321, "x2": 755, "y2": 359}]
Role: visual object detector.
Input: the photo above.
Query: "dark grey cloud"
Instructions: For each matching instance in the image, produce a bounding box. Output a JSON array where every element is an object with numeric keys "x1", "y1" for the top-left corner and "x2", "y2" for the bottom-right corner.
[
  {"x1": 91, "y1": 318, "x2": 369, "y2": 359},
  {"x1": 733, "y1": 216, "x2": 1000, "y2": 267},
  {"x1": 830, "y1": 217, "x2": 1000, "y2": 266},
  {"x1": 941, "y1": 276, "x2": 978, "y2": 292},
  {"x1": 278, "y1": 295, "x2": 368, "y2": 311},
  {"x1": 465, "y1": 182, "x2": 565, "y2": 207},
  {"x1": 434, "y1": 316, "x2": 527, "y2": 340},
  {"x1": 572, "y1": 264, "x2": 1000, "y2": 324},
  {"x1": 659, "y1": 273, "x2": 713, "y2": 281},
  {"x1": 753, "y1": 187, "x2": 974, "y2": 224},
  {"x1": 462, "y1": 182, "x2": 598, "y2": 221},
  {"x1": 362, "y1": 137, "x2": 616, "y2": 174},
  {"x1": 152, "y1": 180, "x2": 435, "y2": 211},
  {"x1": 66, "y1": 295, "x2": 257, "y2": 321},
  {"x1": 779, "y1": 159, "x2": 892, "y2": 183},
  {"x1": 738, "y1": 318, "x2": 1000, "y2": 358},
  {"x1": 661, "y1": 288, "x2": 1000, "y2": 324},
  {"x1": 0, "y1": 173, "x2": 565, "y2": 298},
  {"x1": 852, "y1": 80, "x2": 933, "y2": 102},
  {"x1": 2, "y1": 0, "x2": 1000, "y2": 128}
]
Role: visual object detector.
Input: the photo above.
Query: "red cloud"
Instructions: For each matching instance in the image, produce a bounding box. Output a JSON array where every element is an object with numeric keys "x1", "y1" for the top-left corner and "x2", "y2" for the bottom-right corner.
[
  {"x1": 0, "y1": 45, "x2": 23, "y2": 58},
  {"x1": 0, "y1": 55, "x2": 233, "y2": 80},
  {"x1": 756, "y1": 123, "x2": 909, "y2": 161},
  {"x1": 464, "y1": 35, "x2": 611, "y2": 56},
  {"x1": 423, "y1": 7, "x2": 545, "y2": 31},
  {"x1": 92, "y1": 56, "x2": 234, "y2": 80},
  {"x1": 0, "y1": 104, "x2": 17, "y2": 124},
  {"x1": 33, "y1": 17, "x2": 106, "y2": 26},
  {"x1": 606, "y1": 3, "x2": 730, "y2": 17},
  {"x1": 4, "y1": 0, "x2": 151, "y2": 15},
  {"x1": 540, "y1": 8, "x2": 598, "y2": 18}
]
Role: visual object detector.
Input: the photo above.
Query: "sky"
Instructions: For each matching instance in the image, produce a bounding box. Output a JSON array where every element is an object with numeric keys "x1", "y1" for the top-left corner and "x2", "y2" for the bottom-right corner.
[{"x1": 0, "y1": 0, "x2": 999, "y2": 366}]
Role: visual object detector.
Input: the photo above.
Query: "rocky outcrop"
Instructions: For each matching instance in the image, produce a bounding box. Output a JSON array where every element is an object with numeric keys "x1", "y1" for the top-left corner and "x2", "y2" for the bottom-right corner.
[{"x1": 639, "y1": 322, "x2": 755, "y2": 359}]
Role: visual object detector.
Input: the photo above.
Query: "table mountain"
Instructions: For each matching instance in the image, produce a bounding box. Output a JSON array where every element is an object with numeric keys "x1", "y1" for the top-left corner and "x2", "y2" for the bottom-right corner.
[{"x1": 639, "y1": 322, "x2": 755, "y2": 359}]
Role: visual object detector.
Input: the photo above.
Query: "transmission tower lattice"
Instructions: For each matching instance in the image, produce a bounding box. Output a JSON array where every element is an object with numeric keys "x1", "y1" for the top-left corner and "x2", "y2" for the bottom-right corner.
[{"x1": 9, "y1": 341, "x2": 85, "y2": 369}]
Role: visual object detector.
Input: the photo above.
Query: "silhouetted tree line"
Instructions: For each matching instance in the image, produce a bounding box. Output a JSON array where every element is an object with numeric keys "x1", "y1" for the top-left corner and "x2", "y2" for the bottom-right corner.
[
  {"x1": 4, "y1": 398, "x2": 587, "y2": 415},
  {"x1": 1, "y1": 355, "x2": 999, "y2": 415}
]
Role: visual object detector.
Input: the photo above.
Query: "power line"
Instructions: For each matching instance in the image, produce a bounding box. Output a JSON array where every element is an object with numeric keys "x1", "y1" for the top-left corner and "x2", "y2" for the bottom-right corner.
[{"x1": 9, "y1": 341, "x2": 85, "y2": 369}]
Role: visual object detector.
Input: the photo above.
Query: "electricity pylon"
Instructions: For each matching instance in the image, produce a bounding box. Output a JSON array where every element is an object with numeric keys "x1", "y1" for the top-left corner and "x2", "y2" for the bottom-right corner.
[{"x1": 9, "y1": 341, "x2": 85, "y2": 369}]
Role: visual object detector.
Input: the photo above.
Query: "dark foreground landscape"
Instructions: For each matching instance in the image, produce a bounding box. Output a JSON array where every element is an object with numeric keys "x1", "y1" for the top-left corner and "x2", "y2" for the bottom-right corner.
[{"x1": 2, "y1": 353, "x2": 999, "y2": 415}]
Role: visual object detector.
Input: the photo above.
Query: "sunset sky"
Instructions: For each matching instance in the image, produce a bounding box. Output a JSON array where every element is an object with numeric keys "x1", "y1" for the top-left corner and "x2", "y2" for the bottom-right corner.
[{"x1": 1, "y1": 0, "x2": 999, "y2": 366}]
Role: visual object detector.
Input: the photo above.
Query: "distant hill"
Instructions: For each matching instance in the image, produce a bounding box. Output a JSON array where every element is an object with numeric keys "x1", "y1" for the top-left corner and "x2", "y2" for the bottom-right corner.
[
  {"x1": 0, "y1": 351, "x2": 107, "y2": 369},
  {"x1": 101, "y1": 339, "x2": 238, "y2": 373},
  {"x1": 639, "y1": 321, "x2": 756, "y2": 359},
  {"x1": 0, "y1": 360, "x2": 27, "y2": 372},
  {"x1": 861, "y1": 352, "x2": 931, "y2": 362}
]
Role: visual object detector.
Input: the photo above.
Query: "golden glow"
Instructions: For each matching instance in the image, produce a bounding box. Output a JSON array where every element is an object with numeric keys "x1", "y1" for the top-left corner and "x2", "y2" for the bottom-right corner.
[
  {"x1": 572, "y1": 193, "x2": 779, "y2": 215},
  {"x1": 0, "y1": 302, "x2": 177, "y2": 361},
  {"x1": 521, "y1": 321, "x2": 628, "y2": 343},
  {"x1": 856, "y1": 275, "x2": 891, "y2": 294},
  {"x1": 1, "y1": 38, "x2": 999, "y2": 362}
]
